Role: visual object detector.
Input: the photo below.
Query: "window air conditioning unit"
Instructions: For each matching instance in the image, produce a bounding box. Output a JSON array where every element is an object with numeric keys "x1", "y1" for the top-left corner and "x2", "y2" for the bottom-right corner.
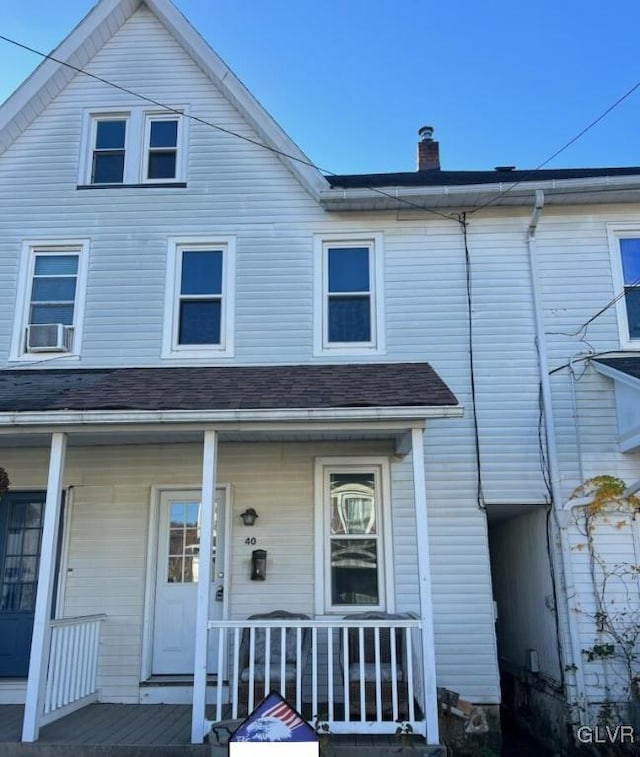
[{"x1": 26, "y1": 324, "x2": 73, "y2": 353}]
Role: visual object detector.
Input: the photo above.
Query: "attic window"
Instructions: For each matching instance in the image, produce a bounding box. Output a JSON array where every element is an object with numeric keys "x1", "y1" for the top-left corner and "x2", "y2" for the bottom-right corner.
[
  {"x1": 144, "y1": 116, "x2": 180, "y2": 181},
  {"x1": 92, "y1": 118, "x2": 127, "y2": 184},
  {"x1": 82, "y1": 109, "x2": 186, "y2": 186}
]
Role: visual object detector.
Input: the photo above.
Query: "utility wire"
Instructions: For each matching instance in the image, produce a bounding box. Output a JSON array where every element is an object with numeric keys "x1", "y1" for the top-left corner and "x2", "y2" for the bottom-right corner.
[
  {"x1": 465, "y1": 76, "x2": 640, "y2": 216},
  {"x1": 459, "y1": 213, "x2": 486, "y2": 510},
  {"x1": 2, "y1": 32, "x2": 640, "y2": 222},
  {"x1": 0, "y1": 33, "x2": 458, "y2": 223},
  {"x1": 547, "y1": 274, "x2": 640, "y2": 340}
]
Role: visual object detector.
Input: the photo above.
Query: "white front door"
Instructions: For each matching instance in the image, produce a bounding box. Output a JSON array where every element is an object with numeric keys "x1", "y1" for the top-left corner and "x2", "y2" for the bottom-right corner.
[{"x1": 152, "y1": 489, "x2": 225, "y2": 674}]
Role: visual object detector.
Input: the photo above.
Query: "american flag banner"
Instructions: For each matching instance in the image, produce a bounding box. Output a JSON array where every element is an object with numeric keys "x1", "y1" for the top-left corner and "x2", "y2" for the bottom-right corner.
[
  {"x1": 262, "y1": 699, "x2": 306, "y2": 731},
  {"x1": 230, "y1": 690, "x2": 318, "y2": 743}
]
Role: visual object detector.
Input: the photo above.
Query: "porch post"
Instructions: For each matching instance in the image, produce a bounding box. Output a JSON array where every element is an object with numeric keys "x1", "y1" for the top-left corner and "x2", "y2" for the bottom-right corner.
[
  {"x1": 411, "y1": 427, "x2": 440, "y2": 744},
  {"x1": 22, "y1": 432, "x2": 67, "y2": 742},
  {"x1": 191, "y1": 429, "x2": 218, "y2": 743}
]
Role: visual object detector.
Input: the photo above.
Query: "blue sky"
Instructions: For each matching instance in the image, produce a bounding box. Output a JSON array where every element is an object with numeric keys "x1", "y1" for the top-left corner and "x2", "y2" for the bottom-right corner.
[{"x1": 1, "y1": 0, "x2": 639, "y2": 174}]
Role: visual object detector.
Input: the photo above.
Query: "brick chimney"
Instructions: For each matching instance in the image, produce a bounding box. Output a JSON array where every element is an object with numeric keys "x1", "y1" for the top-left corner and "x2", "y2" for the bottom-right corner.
[{"x1": 417, "y1": 125, "x2": 440, "y2": 171}]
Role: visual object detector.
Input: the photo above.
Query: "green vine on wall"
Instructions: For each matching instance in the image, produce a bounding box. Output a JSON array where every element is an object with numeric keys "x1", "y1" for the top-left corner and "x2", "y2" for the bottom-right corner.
[
  {"x1": 571, "y1": 475, "x2": 640, "y2": 516},
  {"x1": 569, "y1": 476, "x2": 640, "y2": 725}
]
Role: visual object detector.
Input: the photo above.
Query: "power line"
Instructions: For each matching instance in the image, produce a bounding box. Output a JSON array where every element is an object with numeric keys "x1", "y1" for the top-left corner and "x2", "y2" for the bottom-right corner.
[
  {"x1": 0, "y1": 33, "x2": 459, "y2": 224},
  {"x1": 465, "y1": 76, "x2": 640, "y2": 216},
  {"x1": 2, "y1": 31, "x2": 639, "y2": 222}
]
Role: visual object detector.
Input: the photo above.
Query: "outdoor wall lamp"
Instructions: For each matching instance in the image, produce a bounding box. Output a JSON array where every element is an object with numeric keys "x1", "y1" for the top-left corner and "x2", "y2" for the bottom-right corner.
[{"x1": 240, "y1": 507, "x2": 259, "y2": 526}]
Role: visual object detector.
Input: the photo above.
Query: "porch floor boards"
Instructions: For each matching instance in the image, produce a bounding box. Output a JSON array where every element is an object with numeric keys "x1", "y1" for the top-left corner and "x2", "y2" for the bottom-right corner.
[
  {"x1": 0, "y1": 704, "x2": 442, "y2": 757},
  {"x1": 0, "y1": 704, "x2": 198, "y2": 747}
]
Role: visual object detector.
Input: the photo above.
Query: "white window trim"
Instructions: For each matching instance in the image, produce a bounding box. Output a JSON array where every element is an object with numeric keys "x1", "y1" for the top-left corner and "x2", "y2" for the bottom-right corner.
[
  {"x1": 78, "y1": 107, "x2": 188, "y2": 186},
  {"x1": 162, "y1": 237, "x2": 236, "y2": 359},
  {"x1": 607, "y1": 223, "x2": 640, "y2": 350},
  {"x1": 9, "y1": 240, "x2": 89, "y2": 363},
  {"x1": 313, "y1": 233, "x2": 386, "y2": 356},
  {"x1": 313, "y1": 456, "x2": 394, "y2": 616}
]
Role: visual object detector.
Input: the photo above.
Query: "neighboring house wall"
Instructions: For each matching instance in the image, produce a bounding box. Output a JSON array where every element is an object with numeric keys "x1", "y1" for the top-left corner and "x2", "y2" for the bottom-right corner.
[
  {"x1": 478, "y1": 203, "x2": 640, "y2": 738},
  {"x1": 489, "y1": 508, "x2": 561, "y2": 683}
]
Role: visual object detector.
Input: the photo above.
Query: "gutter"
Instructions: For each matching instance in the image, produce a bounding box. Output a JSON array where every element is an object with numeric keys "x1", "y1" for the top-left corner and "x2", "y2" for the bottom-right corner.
[
  {"x1": 527, "y1": 190, "x2": 588, "y2": 725},
  {"x1": 0, "y1": 404, "x2": 463, "y2": 429},
  {"x1": 319, "y1": 175, "x2": 640, "y2": 211}
]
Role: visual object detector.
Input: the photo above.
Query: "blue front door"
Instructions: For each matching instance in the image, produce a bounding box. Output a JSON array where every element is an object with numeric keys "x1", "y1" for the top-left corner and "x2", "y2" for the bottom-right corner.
[{"x1": 0, "y1": 492, "x2": 46, "y2": 677}]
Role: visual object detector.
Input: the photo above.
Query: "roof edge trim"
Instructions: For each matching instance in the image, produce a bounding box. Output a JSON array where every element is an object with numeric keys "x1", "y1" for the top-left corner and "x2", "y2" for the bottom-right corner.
[{"x1": 0, "y1": 405, "x2": 463, "y2": 428}]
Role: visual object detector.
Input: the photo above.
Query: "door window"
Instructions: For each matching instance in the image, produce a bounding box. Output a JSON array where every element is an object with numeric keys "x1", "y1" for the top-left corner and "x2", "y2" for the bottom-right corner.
[{"x1": 0, "y1": 498, "x2": 44, "y2": 612}]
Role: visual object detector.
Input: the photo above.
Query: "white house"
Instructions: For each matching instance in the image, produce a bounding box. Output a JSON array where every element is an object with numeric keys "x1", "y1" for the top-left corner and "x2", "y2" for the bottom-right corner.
[{"x1": 1, "y1": 0, "x2": 640, "y2": 754}]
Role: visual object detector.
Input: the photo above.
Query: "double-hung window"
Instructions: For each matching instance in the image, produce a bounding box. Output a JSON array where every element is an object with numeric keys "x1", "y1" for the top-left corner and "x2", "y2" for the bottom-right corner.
[
  {"x1": 11, "y1": 242, "x2": 88, "y2": 360},
  {"x1": 144, "y1": 116, "x2": 180, "y2": 181},
  {"x1": 91, "y1": 117, "x2": 127, "y2": 184},
  {"x1": 314, "y1": 234, "x2": 385, "y2": 354},
  {"x1": 163, "y1": 239, "x2": 236, "y2": 358},
  {"x1": 609, "y1": 227, "x2": 640, "y2": 347},
  {"x1": 315, "y1": 459, "x2": 392, "y2": 614},
  {"x1": 81, "y1": 109, "x2": 186, "y2": 186}
]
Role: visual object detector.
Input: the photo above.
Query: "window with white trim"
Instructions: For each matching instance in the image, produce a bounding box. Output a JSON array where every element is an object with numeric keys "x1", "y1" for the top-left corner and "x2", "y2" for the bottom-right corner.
[
  {"x1": 162, "y1": 239, "x2": 236, "y2": 358},
  {"x1": 316, "y1": 461, "x2": 390, "y2": 613},
  {"x1": 81, "y1": 109, "x2": 186, "y2": 186},
  {"x1": 144, "y1": 115, "x2": 181, "y2": 182},
  {"x1": 609, "y1": 228, "x2": 640, "y2": 348},
  {"x1": 10, "y1": 243, "x2": 88, "y2": 361},
  {"x1": 314, "y1": 234, "x2": 385, "y2": 354},
  {"x1": 91, "y1": 117, "x2": 127, "y2": 184}
]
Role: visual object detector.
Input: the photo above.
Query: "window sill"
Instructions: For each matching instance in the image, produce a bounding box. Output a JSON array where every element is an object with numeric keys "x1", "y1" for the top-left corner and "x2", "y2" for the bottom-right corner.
[
  {"x1": 77, "y1": 182, "x2": 187, "y2": 190},
  {"x1": 161, "y1": 349, "x2": 235, "y2": 360},
  {"x1": 314, "y1": 346, "x2": 386, "y2": 358}
]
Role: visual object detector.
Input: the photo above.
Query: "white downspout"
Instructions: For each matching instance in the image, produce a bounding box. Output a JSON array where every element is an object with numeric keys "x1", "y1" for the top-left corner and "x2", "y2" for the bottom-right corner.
[{"x1": 527, "y1": 189, "x2": 587, "y2": 727}]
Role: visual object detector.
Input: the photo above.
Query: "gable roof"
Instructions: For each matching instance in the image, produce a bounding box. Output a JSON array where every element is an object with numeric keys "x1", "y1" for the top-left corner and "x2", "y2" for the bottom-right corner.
[
  {"x1": 0, "y1": 363, "x2": 458, "y2": 415},
  {"x1": 0, "y1": 0, "x2": 327, "y2": 198}
]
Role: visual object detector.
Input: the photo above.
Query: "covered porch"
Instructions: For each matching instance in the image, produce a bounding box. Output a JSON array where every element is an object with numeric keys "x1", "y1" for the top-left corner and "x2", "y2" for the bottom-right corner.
[{"x1": 0, "y1": 364, "x2": 460, "y2": 747}]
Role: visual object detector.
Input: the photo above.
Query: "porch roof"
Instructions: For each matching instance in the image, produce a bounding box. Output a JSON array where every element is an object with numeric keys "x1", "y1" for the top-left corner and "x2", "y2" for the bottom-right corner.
[
  {"x1": 594, "y1": 357, "x2": 640, "y2": 452},
  {"x1": 0, "y1": 362, "x2": 457, "y2": 414}
]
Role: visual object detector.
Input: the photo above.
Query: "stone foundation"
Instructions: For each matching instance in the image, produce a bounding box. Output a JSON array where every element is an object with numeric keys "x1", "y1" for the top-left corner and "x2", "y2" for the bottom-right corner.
[{"x1": 439, "y1": 703, "x2": 501, "y2": 756}]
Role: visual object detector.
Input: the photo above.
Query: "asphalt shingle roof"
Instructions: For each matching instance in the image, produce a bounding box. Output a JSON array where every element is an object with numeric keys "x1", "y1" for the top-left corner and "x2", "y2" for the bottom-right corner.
[
  {"x1": 327, "y1": 167, "x2": 640, "y2": 189},
  {"x1": 0, "y1": 363, "x2": 457, "y2": 413}
]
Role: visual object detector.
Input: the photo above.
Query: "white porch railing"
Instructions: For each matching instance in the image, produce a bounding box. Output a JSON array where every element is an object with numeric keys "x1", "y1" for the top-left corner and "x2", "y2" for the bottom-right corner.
[
  {"x1": 206, "y1": 617, "x2": 428, "y2": 737},
  {"x1": 41, "y1": 614, "x2": 106, "y2": 726}
]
